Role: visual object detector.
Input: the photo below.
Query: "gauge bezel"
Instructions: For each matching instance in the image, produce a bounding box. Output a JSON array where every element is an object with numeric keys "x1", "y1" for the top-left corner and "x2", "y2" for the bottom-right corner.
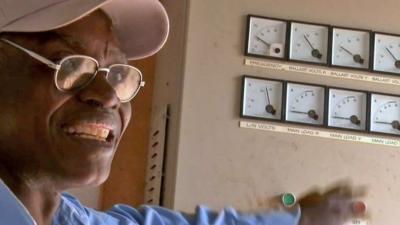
[
  {"x1": 284, "y1": 81, "x2": 327, "y2": 127},
  {"x1": 329, "y1": 26, "x2": 373, "y2": 72},
  {"x1": 371, "y1": 31, "x2": 400, "y2": 76},
  {"x1": 368, "y1": 91, "x2": 400, "y2": 137},
  {"x1": 245, "y1": 15, "x2": 289, "y2": 61},
  {"x1": 240, "y1": 75, "x2": 285, "y2": 122},
  {"x1": 326, "y1": 87, "x2": 369, "y2": 132},
  {"x1": 288, "y1": 20, "x2": 331, "y2": 66}
]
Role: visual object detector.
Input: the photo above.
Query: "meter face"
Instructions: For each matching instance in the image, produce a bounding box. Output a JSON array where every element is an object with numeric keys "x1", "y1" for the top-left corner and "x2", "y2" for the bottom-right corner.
[
  {"x1": 241, "y1": 76, "x2": 284, "y2": 121},
  {"x1": 289, "y1": 21, "x2": 330, "y2": 65},
  {"x1": 373, "y1": 32, "x2": 400, "y2": 75},
  {"x1": 327, "y1": 88, "x2": 368, "y2": 131},
  {"x1": 246, "y1": 15, "x2": 287, "y2": 59},
  {"x1": 331, "y1": 27, "x2": 371, "y2": 70},
  {"x1": 370, "y1": 93, "x2": 400, "y2": 136},
  {"x1": 285, "y1": 82, "x2": 325, "y2": 126}
]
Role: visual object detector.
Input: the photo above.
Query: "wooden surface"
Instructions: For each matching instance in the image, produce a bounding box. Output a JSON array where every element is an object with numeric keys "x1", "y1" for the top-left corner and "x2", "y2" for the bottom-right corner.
[{"x1": 100, "y1": 56, "x2": 156, "y2": 209}]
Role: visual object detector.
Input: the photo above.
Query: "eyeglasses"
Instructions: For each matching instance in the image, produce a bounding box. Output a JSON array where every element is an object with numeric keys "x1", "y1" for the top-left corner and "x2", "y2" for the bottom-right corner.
[{"x1": 0, "y1": 38, "x2": 145, "y2": 103}]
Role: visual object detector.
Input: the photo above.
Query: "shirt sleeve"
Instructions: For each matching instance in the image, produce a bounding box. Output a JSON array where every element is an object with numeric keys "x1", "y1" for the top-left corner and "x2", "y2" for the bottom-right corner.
[
  {"x1": 105, "y1": 204, "x2": 301, "y2": 225},
  {"x1": 59, "y1": 193, "x2": 301, "y2": 225}
]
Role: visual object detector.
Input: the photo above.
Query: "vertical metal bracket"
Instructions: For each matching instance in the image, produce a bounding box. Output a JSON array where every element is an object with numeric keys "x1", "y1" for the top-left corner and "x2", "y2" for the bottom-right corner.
[{"x1": 144, "y1": 106, "x2": 169, "y2": 205}]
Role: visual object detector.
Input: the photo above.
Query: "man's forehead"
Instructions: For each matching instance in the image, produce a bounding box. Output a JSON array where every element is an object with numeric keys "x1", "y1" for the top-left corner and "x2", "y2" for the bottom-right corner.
[{"x1": 53, "y1": 11, "x2": 127, "y2": 63}]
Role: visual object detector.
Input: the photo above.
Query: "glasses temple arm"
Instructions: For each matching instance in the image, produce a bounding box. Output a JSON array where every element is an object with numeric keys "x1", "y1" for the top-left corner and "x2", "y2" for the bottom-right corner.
[{"x1": 0, "y1": 38, "x2": 60, "y2": 70}]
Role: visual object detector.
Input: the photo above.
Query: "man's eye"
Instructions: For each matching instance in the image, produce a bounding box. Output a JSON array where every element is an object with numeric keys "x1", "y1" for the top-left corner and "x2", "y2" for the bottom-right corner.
[{"x1": 115, "y1": 73, "x2": 123, "y2": 81}]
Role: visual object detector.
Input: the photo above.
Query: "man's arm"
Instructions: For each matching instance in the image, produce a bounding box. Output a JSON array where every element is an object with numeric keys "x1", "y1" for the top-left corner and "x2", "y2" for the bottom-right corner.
[
  {"x1": 54, "y1": 183, "x2": 366, "y2": 225},
  {"x1": 57, "y1": 193, "x2": 301, "y2": 225}
]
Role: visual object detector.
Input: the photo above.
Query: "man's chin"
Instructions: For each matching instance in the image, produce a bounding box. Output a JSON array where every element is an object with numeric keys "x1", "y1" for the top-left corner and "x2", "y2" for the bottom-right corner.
[
  {"x1": 52, "y1": 129, "x2": 119, "y2": 189},
  {"x1": 62, "y1": 168, "x2": 111, "y2": 189},
  {"x1": 54, "y1": 152, "x2": 114, "y2": 190}
]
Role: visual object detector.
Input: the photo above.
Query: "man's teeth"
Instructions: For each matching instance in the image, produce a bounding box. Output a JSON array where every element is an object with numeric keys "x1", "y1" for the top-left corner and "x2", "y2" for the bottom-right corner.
[{"x1": 64, "y1": 124, "x2": 111, "y2": 141}]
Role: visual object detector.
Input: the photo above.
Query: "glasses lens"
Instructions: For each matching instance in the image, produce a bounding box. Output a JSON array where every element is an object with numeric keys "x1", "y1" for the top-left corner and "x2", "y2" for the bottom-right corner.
[
  {"x1": 56, "y1": 56, "x2": 97, "y2": 90},
  {"x1": 108, "y1": 65, "x2": 142, "y2": 102}
]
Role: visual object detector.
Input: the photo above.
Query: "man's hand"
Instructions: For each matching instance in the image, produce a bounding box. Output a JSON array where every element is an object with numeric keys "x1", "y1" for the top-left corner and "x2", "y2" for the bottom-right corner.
[{"x1": 298, "y1": 182, "x2": 367, "y2": 225}]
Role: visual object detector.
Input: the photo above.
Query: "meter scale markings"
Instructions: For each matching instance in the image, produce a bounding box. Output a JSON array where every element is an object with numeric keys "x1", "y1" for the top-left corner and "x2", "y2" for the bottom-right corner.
[
  {"x1": 242, "y1": 77, "x2": 283, "y2": 120},
  {"x1": 285, "y1": 83, "x2": 325, "y2": 125},
  {"x1": 246, "y1": 16, "x2": 287, "y2": 58},
  {"x1": 251, "y1": 26, "x2": 284, "y2": 57},
  {"x1": 373, "y1": 33, "x2": 400, "y2": 75},
  {"x1": 372, "y1": 100, "x2": 400, "y2": 133},
  {"x1": 245, "y1": 87, "x2": 276, "y2": 117},
  {"x1": 332, "y1": 96, "x2": 361, "y2": 126},
  {"x1": 331, "y1": 28, "x2": 370, "y2": 70},
  {"x1": 289, "y1": 22, "x2": 329, "y2": 64},
  {"x1": 290, "y1": 90, "x2": 319, "y2": 121}
]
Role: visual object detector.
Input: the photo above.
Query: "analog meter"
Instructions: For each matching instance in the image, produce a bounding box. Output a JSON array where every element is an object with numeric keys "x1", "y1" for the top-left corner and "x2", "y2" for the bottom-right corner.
[
  {"x1": 241, "y1": 76, "x2": 284, "y2": 121},
  {"x1": 369, "y1": 93, "x2": 400, "y2": 136},
  {"x1": 327, "y1": 88, "x2": 368, "y2": 131},
  {"x1": 245, "y1": 15, "x2": 288, "y2": 59},
  {"x1": 331, "y1": 27, "x2": 371, "y2": 70},
  {"x1": 373, "y1": 32, "x2": 400, "y2": 75},
  {"x1": 289, "y1": 21, "x2": 330, "y2": 65},
  {"x1": 285, "y1": 82, "x2": 326, "y2": 126}
]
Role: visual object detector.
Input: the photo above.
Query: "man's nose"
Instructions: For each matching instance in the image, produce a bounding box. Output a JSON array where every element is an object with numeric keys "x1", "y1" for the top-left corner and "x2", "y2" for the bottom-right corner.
[{"x1": 77, "y1": 71, "x2": 120, "y2": 109}]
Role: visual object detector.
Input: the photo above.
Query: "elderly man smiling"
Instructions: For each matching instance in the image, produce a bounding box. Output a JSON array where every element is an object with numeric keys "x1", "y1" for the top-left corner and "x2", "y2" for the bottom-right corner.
[{"x1": 0, "y1": 1, "x2": 365, "y2": 225}]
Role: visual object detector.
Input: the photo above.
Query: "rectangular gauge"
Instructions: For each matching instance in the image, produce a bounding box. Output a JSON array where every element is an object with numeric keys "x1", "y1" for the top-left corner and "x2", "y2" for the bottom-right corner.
[
  {"x1": 241, "y1": 75, "x2": 284, "y2": 121},
  {"x1": 245, "y1": 15, "x2": 289, "y2": 60},
  {"x1": 369, "y1": 93, "x2": 400, "y2": 136},
  {"x1": 372, "y1": 32, "x2": 400, "y2": 76},
  {"x1": 330, "y1": 26, "x2": 372, "y2": 71},
  {"x1": 327, "y1": 87, "x2": 368, "y2": 131},
  {"x1": 285, "y1": 82, "x2": 326, "y2": 126},
  {"x1": 288, "y1": 20, "x2": 330, "y2": 66}
]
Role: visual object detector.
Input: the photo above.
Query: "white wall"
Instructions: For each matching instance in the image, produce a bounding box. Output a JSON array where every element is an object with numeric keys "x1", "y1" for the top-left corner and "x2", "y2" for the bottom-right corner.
[{"x1": 153, "y1": 0, "x2": 400, "y2": 224}]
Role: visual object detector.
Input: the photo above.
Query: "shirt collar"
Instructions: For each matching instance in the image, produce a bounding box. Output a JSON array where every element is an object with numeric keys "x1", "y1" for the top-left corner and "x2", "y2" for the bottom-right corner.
[{"x1": 0, "y1": 179, "x2": 37, "y2": 225}]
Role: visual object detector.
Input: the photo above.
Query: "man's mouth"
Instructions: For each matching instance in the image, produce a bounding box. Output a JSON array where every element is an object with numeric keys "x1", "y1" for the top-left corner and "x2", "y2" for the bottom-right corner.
[{"x1": 62, "y1": 123, "x2": 115, "y2": 142}]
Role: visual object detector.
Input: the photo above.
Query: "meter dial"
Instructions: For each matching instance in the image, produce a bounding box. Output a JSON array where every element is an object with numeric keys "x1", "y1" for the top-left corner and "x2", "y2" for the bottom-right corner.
[
  {"x1": 285, "y1": 82, "x2": 325, "y2": 126},
  {"x1": 369, "y1": 93, "x2": 400, "y2": 136},
  {"x1": 245, "y1": 15, "x2": 287, "y2": 59},
  {"x1": 327, "y1": 88, "x2": 367, "y2": 131},
  {"x1": 289, "y1": 21, "x2": 330, "y2": 65},
  {"x1": 241, "y1": 76, "x2": 284, "y2": 121},
  {"x1": 331, "y1": 27, "x2": 371, "y2": 70},
  {"x1": 373, "y1": 32, "x2": 400, "y2": 75}
]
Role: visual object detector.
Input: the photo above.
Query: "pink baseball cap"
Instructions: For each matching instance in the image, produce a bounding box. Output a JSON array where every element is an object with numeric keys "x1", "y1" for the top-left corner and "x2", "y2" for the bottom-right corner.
[{"x1": 0, "y1": 0, "x2": 169, "y2": 60}]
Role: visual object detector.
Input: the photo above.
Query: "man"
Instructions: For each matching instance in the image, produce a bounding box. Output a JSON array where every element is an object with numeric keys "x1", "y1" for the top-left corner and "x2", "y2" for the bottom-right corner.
[{"x1": 0, "y1": 0, "x2": 365, "y2": 225}]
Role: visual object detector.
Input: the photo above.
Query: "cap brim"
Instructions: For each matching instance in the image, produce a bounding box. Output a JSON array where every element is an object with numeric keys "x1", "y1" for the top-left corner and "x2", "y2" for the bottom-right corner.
[
  {"x1": 0, "y1": 0, "x2": 169, "y2": 60},
  {"x1": 102, "y1": 0, "x2": 169, "y2": 60}
]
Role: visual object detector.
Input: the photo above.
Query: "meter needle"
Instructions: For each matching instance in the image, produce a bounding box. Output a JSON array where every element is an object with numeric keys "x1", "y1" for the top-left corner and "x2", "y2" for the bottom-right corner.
[
  {"x1": 340, "y1": 46, "x2": 364, "y2": 64},
  {"x1": 304, "y1": 34, "x2": 322, "y2": 59},
  {"x1": 256, "y1": 36, "x2": 271, "y2": 47},
  {"x1": 385, "y1": 47, "x2": 400, "y2": 69},
  {"x1": 332, "y1": 115, "x2": 361, "y2": 125},
  {"x1": 290, "y1": 109, "x2": 319, "y2": 120},
  {"x1": 374, "y1": 120, "x2": 400, "y2": 130},
  {"x1": 256, "y1": 36, "x2": 281, "y2": 55},
  {"x1": 265, "y1": 87, "x2": 276, "y2": 115}
]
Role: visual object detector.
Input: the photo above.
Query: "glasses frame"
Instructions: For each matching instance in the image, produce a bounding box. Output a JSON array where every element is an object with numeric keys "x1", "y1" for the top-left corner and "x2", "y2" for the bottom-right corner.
[{"x1": 0, "y1": 38, "x2": 145, "y2": 103}]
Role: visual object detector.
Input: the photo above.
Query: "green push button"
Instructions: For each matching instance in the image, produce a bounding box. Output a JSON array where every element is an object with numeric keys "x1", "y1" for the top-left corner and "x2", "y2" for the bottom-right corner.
[{"x1": 281, "y1": 193, "x2": 296, "y2": 207}]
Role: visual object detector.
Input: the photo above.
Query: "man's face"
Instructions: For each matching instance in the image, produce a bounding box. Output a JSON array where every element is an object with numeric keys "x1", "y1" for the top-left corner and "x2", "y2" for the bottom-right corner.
[{"x1": 0, "y1": 11, "x2": 132, "y2": 188}]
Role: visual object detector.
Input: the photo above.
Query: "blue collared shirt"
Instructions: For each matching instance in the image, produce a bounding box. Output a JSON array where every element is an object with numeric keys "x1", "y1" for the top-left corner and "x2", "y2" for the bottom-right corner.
[{"x1": 0, "y1": 180, "x2": 301, "y2": 225}]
